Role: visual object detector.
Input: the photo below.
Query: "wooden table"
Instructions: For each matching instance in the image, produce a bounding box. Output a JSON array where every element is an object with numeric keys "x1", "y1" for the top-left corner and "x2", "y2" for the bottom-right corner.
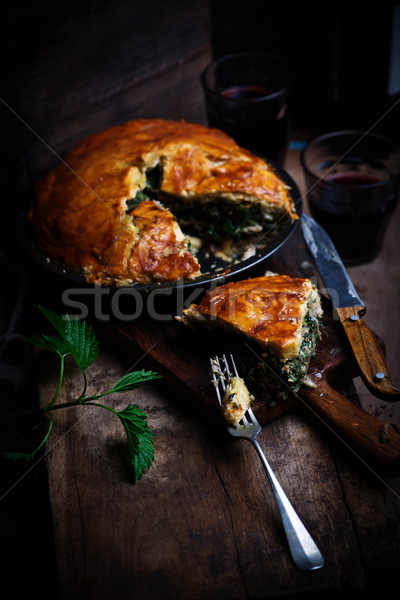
[
  {"x1": 30, "y1": 144, "x2": 400, "y2": 600},
  {"x1": 3, "y1": 3, "x2": 398, "y2": 598}
]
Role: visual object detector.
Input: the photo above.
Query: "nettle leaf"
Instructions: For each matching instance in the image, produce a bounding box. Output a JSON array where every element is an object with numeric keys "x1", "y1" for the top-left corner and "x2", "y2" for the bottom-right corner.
[
  {"x1": 17, "y1": 305, "x2": 160, "y2": 485},
  {"x1": 36, "y1": 305, "x2": 67, "y2": 339},
  {"x1": 131, "y1": 436, "x2": 155, "y2": 482},
  {"x1": 117, "y1": 404, "x2": 154, "y2": 483},
  {"x1": 64, "y1": 316, "x2": 99, "y2": 370},
  {"x1": 110, "y1": 370, "x2": 163, "y2": 394},
  {"x1": 25, "y1": 333, "x2": 72, "y2": 357},
  {"x1": 32, "y1": 305, "x2": 100, "y2": 369}
]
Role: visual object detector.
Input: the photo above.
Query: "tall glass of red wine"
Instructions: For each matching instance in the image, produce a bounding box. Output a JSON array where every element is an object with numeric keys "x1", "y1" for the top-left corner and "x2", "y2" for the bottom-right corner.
[{"x1": 201, "y1": 51, "x2": 292, "y2": 165}]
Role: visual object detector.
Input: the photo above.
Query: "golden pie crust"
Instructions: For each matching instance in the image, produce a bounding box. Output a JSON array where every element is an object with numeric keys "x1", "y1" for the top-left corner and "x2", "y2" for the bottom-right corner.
[
  {"x1": 182, "y1": 274, "x2": 320, "y2": 361},
  {"x1": 29, "y1": 119, "x2": 297, "y2": 286}
]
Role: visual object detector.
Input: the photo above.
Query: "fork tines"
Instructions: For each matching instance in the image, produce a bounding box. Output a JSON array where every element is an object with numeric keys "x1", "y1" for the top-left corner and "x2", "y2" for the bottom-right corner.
[
  {"x1": 210, "y1": 353, "x2": 238, "y2": 404},
  {"x1": 210, "y1": 353, "x2": 255, "y2": 428}
]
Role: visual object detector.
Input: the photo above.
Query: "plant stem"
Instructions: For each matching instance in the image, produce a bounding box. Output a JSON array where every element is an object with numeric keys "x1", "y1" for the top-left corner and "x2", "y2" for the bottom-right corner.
[
  {"x1": 32, "y1": 413, "x2": 54, "y2": 456},
  {"x1": 3, "y1": 353, "x2": 66, "y2": 417},
  {"x1": 83, "y1": 401, "x2": 119, "y2": 416},
  {"x1": 77, "y1": 369, "x2": 88, "y2": 403},
  {"x1": 48, "y1": 354, "x2": 65, "y2": 408},
  {"x1": 3, "y1": 392, "x2": 113, "y2": 418},
  {"x1": 45, "y1": 400, "x2": 81, "y2": 411}
]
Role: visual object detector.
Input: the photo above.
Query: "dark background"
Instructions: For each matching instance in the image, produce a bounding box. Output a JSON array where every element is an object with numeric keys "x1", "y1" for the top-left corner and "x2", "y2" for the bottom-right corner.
[
  {"x1": 2, "y1": 1, "x2": 399, "y2": 232},
  {"x1": 210, "y1": 1, "x2": 399, "y2": 138},
  {"x1": 0, "y1": 1, "x2": 399, "y2": 597}
]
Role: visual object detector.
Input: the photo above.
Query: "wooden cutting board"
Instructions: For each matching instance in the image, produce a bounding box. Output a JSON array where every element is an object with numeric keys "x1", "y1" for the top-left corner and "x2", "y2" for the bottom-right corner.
[{"x1": 100, "y1": 291, "x2": 400, "y2": 478}]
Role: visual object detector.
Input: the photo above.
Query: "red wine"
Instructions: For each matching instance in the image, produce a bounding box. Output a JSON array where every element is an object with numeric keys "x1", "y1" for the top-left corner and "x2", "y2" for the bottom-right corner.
[
  {"x1": 326, "y1": 172, "x2": 382, "y2": 186},
  {"x1": 205, "y1": 84, "x2": 289, "y2": 164},
  {"x1": 221, "y1": 85, "x2": 275, "y2": 100},
  {"x1": 307, "y1": 171, "x2": 398, "y2": 264}
]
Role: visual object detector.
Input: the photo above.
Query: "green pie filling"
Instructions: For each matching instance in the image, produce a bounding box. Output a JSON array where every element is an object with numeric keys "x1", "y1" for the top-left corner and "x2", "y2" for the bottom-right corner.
[
  {"x1": 246, "y1": 306, "x2": 322, "y2": 405},
  {"x1": 125, "y1": 167, "x2": 286, "y2": 254}
]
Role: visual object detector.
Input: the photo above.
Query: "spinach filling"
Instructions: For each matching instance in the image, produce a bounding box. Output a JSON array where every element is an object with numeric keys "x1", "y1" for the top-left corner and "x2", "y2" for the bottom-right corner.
[
  {"x1": 125, "y1": 166, "x2": 283, "y2": 247},
  {"x1": 168, "y1": 201, "x2": 273, "y2": 243},
  {"x1": 246, "y1": 309, "x2": 321, "y2": 405},
  {"x1": 126, "y1": 166, "x2": 161, "y2": 212},
  {"x1": 278, "y1": 311, "x2": 320, "y2": 390}
]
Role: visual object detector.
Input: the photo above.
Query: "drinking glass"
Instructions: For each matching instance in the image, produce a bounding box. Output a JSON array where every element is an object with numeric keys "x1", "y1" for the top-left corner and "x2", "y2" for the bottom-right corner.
[
  {"x1": 201, "y1": 51, "x2": 291, "y2": 165},
  {"x1": 300, "y1": 130, "x2": 400, "y2": 265}
]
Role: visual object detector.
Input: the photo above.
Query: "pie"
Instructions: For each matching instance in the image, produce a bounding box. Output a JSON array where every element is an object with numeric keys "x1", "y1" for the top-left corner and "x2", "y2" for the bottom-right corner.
[
  {"x1": 183, "y1": 273, "x2": 323, "y2": 396},
  {"x1": 29, "y1": 119, "x2": 298, "y2": 286}
]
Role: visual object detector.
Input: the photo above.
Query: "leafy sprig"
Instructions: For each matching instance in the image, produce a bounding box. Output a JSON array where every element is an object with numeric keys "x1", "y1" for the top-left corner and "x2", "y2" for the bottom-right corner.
[{"x1": 3, "y1": 305, "x2": 162, "y2": 483}]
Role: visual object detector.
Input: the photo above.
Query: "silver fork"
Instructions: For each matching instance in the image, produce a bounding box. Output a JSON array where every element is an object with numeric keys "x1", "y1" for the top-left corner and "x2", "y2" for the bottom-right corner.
[{"x1": 210, "y1": 353, "x2": 325, "y2": 572}]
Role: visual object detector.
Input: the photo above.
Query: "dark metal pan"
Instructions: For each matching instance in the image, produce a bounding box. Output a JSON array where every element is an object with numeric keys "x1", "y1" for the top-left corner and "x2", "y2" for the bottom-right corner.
[{"x1": 16, "y1": 160, "x2": 302, "y2": 318}]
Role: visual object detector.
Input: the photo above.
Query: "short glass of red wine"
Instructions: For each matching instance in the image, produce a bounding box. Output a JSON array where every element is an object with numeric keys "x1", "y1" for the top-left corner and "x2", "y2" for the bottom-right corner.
[
  {"x1": 201, "y1": 51, "x2": 291, "y2": 165},
  {"x1": 301, "y1": 130, "x2": 400, "y2": 265}
]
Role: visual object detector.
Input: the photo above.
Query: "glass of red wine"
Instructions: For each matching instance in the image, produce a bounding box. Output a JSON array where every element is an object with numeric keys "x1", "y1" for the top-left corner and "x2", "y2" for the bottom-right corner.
[
  {"x1": 201, "y1": 51, "x2": 292, "y2": 165},
  {"x1": 301, "y1": 130, "x2": 400, "y2": 265}
]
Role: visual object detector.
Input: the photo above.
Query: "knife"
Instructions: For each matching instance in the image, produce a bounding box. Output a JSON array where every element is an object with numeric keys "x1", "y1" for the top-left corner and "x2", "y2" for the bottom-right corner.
[{"x1": 301, "y1": 212, "x2": 400, "y2": 401}]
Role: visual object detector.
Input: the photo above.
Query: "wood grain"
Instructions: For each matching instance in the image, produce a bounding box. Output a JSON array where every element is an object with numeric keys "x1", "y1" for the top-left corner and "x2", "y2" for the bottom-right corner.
[
  {"x1": 8, "y1": 2, "x2": 400, "y2": 594},
  {"x1": 98, "y1": 301, "x2": 400, "y2": 478},
  {"x1": 30, "y1": 218, "x2": 400, "y2": 600},
  {"x1": 39, "y1": 342, "x2": 400, "y2": 600},
  {"x1": 337, "y1": 305, "x2": 400, "y2": 400}
]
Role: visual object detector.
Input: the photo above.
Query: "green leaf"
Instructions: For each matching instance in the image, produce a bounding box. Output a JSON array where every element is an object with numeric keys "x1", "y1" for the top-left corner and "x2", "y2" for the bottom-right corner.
[
  {"x1": 110, "y1": 369, "x2": 163, "y2": 394},
  {"x1": 18, "y1": 305, "x2": 159, "y2": 485},
  {"x1": 36, "y1": 305, "x2": 67, "y2": 338},
  {"x1": 2, "y1": 451, "x2": 34, "y2": 462},
  {"x1": 31, "y1": 305, "x2": 99, "y2": 369},
  {"x1": 131, "y1": 435, "x2": 155, "y2": 482},
  {"x1": 64, "y1": 316, "x2": 99, "y2": 370},
  {"x1": 117, "y1": 404, "x2": 154, "y2": 483},
  {"x1": 25, "y1": 333, "x2": 71, "y2": 357}
]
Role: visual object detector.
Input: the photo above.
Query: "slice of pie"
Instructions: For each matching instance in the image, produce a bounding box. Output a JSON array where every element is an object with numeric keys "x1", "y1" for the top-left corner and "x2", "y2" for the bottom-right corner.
[
  {"x1": 183, "y1": 273, "x2": 323, "y2": 396},
  {"x1": 29, "y1": 119, "x2": 298, "y2": 286}
]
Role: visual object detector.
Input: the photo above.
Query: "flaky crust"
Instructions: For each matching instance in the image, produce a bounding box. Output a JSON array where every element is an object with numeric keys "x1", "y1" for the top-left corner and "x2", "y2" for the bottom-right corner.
[
  {"x1": 30, "y1": 119, "x2": 296, "y2": 285},
  {"x1": 183, "y1": 275, "x2": 314, "y2": 360},
  {"x1": 125, "y1": 199, "x2": 200, "y2": 284}
]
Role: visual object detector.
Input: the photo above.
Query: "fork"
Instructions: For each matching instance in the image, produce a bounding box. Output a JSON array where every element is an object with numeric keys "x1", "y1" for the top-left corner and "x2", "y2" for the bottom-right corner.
[{"x1": 210, "y1": 354, "x2": 325, "y2": 572}]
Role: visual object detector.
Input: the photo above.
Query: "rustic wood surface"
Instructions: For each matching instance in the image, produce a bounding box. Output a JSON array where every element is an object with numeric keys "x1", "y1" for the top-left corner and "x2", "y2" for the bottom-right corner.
[
  {"x1": 32, "y1": 146, "x2": 400, "y2": 599},
  {"x1": 97, "y1": 277, "x2": 400, "y2": 477},
  {"x1": 3, "y1": 3, "x2": 400, "y2": 598}
]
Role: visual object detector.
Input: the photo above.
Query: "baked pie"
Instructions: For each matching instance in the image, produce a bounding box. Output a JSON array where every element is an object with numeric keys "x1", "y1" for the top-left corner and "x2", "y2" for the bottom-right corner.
[
  {"x1": 183, "y1": 273, "x2": 323, "y2": 397},
  {"x1": 29, "y1": 119, "x2": 298, "y2": 286}
]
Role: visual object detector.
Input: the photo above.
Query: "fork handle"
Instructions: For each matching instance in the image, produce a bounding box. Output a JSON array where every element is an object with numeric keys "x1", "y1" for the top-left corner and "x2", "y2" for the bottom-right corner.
[{"x1": 251, "y1": 438, "x2": 325, "y2": 571}]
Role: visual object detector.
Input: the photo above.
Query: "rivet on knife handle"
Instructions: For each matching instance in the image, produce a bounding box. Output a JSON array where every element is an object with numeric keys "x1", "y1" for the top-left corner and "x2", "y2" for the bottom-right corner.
[{"x1": 337, "y1": 306, "x2": 400, "y2": 400}]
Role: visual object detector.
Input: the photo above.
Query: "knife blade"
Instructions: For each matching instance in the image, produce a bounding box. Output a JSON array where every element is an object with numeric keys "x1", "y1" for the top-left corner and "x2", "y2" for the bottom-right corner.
[{"x1": 301, "y1": 212, "x2": 399, "y2": 401}]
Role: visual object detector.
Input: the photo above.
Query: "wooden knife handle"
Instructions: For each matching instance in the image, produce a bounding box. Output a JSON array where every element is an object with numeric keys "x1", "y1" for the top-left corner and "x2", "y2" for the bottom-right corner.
[
  {"x1": 300, "y1": 381, "x2": 400, "y2": 477},
  {"x1": 337, "y1": 306, "x2": 400, "y2": 401}
]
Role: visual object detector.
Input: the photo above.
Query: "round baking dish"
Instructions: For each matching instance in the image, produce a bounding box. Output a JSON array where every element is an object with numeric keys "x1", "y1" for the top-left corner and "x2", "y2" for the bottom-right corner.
[{"x1": 16, "y1": 160, "x2": 302, "y2": 319}]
